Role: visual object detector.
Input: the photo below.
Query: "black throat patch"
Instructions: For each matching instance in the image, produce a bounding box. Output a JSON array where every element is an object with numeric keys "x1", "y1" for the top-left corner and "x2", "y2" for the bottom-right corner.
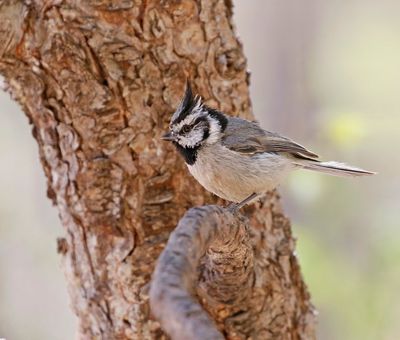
[{"x1": 173, "y1": 143, "x2": 199, "y2": 165}]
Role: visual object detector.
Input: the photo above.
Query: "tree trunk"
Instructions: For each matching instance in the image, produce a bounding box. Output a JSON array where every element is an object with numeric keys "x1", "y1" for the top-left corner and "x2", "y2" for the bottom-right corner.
[{"x1": 0, "y1": 1, "x2": 315, "y2": 339}]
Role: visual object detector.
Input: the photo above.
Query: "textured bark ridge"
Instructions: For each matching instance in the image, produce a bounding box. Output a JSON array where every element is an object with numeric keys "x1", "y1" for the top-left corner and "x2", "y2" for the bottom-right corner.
[{"x1": 0, "y1": 1, "x2": 315, "y2": 339}]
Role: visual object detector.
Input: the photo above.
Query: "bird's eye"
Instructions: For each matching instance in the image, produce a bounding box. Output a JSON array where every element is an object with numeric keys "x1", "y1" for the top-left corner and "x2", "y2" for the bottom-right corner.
[{"x1": 182, "y1": 125, "x2": 191, "y2": 134}]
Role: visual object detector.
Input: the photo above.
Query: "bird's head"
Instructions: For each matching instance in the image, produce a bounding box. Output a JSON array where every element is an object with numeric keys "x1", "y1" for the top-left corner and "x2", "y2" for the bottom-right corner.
[{"x1": 161, "y1": 81, "x2": 228, "y2": 151}]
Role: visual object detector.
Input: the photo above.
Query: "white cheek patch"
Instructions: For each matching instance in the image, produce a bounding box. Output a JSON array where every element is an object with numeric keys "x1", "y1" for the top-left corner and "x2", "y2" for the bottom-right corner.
[
  {"x1": 177, "y1": 116, "x2": 222, "y2": 147},
  {"x1": 205, "y1": 117, "x2": 221, "y2": 144},
  {"x1": 178, "y1": 128, "x2": 204, "y2": 148}
]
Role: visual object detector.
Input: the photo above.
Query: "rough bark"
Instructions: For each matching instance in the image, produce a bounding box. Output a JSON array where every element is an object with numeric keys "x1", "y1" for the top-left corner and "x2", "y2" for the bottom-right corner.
[
  {"x1": 150, "y1": 204, "x2": 314, "y2": 340},
  {"x1": 0, "y1": 1, "x2": 315, "y2": 339}
]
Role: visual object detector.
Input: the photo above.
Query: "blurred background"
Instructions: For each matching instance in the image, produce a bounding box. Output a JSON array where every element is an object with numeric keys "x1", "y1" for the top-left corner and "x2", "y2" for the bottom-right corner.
[{"x1": 0, "y1": 1, "x2": 399, "y2": 339}]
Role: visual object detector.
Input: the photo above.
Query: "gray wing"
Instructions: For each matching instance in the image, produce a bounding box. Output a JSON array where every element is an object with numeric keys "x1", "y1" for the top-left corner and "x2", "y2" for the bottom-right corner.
[{"x1": 221, "y1": 117, "x2": 318, "y2": 159}]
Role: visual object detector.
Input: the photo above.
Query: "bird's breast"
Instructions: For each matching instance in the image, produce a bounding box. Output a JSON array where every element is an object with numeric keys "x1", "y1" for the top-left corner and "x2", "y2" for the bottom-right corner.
[{"x1": 187, "y1": 144, "x2": 293, "y2": 202}]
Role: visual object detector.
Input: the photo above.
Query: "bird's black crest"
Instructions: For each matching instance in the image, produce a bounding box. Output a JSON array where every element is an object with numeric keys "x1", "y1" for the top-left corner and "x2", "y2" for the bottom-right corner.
[{"x1": 171, "y1": 81, "x2": 198, "y2": 125}]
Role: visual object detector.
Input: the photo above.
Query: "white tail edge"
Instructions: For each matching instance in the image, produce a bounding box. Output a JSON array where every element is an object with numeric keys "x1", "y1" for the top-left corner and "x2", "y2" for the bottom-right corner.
[{"x1": 295, "y1": 161, "x2": 376, "y2": 177}]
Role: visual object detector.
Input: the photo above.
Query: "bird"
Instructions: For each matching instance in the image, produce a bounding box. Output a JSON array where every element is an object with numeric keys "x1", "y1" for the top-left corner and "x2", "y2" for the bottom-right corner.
[{"x1": 161, "y1": 82, "x2": 375, "y2": 211}]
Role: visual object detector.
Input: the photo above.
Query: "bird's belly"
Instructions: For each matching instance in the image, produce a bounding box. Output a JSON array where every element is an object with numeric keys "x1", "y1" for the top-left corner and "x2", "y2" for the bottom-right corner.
[{"x1": 187, "y1": 148, "x2": 293, "y2": 203}]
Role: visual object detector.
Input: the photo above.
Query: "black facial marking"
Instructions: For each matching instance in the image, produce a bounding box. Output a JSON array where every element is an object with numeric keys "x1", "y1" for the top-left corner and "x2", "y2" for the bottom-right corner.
[
  {"x1": 192, "y1": 116, "x2": 210, "y2": 142},
  {"x1": 173, "y1": 143, "x2": 199, "y2": 165},
  {"x1": 202, "y1": 126, "x2": 210, "y2": 140},
  {"x1": 205, "y1": 107, "x2": 228, "y2": 131},
  {"x1": 179, "y1": 116, "x2": 210, "y2": 138},
  {"x1": 193, "y1": 116, "x2": 204, "y2": 126}
]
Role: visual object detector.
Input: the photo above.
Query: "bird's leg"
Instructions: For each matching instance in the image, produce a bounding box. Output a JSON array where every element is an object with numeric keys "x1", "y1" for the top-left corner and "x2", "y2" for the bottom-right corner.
[{"x1": 227, "y1": 193, "x2": 259, "y2": 213}]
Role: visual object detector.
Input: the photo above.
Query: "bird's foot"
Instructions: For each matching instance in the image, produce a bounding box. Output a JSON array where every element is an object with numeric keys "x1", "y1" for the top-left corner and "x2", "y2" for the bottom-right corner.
[
  {"x1": 227, "y1": 203, "x2": 240, "y2": 214},
  {"x1": 226, "y1": 193, "x2": 259, "y2": 214}
]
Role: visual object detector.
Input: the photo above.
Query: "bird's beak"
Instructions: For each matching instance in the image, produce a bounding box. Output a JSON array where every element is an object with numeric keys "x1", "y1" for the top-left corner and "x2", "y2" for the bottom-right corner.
[{"x1": 161, "y1": 131, "x2": 176, "y2": 141}]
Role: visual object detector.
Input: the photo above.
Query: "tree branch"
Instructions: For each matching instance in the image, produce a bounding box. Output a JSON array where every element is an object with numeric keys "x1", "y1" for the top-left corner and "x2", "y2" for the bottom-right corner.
[{"x1": 150, "y1": 205, "x2": 255, "y2": 340}]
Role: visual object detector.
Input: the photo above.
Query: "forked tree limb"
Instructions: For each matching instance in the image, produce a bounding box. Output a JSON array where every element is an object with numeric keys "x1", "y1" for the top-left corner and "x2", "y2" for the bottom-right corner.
[
  {"x1": 150, "y1": 205, "x2": 256, "y2": 339},
  {"x1": 150, "y1": 203, "x2": 311, "y2": 340}
]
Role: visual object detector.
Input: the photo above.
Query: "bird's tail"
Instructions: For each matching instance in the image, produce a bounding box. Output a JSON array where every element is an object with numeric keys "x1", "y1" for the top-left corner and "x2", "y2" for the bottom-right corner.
[{"x1": 294, "y1": 160, "x2": 376, "y2": 177}]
